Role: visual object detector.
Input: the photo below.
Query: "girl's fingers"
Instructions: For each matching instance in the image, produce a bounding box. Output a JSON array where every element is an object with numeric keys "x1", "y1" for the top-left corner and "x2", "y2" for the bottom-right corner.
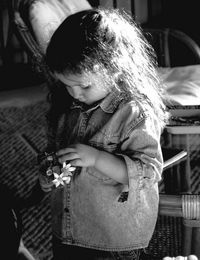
[
  {"x1": 69, "y1": 159, "x2": 82, "y2": 167},
  {"x1": 56, "y1": 147, "x2": 76, "y2": 156},
  {"x1": 58, "y1": 152, "x2": 79, "y2": 163}
]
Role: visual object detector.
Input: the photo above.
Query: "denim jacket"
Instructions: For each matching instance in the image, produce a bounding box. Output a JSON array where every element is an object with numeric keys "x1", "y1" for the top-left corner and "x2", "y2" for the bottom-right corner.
[{"x1": 49, "y1": 88, "x2": 163, "y2": 251}]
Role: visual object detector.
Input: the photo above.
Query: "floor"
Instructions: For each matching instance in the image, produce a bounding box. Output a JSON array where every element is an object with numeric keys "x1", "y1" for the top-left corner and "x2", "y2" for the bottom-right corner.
[{"x1": 0, "y1": 76, "x2": 52, "y2": 260}]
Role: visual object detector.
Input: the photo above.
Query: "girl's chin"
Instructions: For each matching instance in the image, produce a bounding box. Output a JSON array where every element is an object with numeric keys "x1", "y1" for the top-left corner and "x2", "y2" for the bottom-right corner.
[{"x1": 78, "y1": 99, "x2": 87, "y2": 103}]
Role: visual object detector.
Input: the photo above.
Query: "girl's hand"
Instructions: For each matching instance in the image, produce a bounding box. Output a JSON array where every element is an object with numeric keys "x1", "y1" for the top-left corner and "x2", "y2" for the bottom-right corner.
[
  {"x1": 38, "y1": 161, "x2": 56, "y2": 192},
  {"x1": 39, "y1": 174, "x2": 54, "y2": 192},
  {"x1": 56, "y1": 143, "x2": 99, "y2": 167}
]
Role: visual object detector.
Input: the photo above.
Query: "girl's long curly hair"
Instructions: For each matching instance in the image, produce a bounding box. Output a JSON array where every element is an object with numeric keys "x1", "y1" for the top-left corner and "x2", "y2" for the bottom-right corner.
[{"x1": 45, "y1": 8, "x2": 169, "y2": 133}]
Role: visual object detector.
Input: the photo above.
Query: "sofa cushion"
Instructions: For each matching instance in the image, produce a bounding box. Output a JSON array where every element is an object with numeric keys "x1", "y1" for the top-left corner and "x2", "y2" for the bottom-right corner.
[
  {"x1": 158, "y1": 65, "x2": 200, "y2": 106},
  {"x1": 29, "y1": 0, "x2": 91, "y2": 53}
]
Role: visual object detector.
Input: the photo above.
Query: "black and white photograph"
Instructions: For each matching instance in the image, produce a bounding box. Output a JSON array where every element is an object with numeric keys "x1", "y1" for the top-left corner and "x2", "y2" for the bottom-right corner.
[{"x1": 0, "y1": 1, "x2": 200, "y2": 259}]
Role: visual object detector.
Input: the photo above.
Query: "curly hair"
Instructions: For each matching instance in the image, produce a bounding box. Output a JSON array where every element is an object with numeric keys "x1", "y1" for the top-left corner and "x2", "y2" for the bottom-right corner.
[{"x1": 45, "y1": 8, "x2": 169, "y2": 131}]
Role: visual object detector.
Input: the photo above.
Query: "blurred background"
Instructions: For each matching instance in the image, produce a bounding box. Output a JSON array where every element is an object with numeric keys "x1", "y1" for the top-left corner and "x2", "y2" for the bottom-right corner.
[{"x1": 1, "y1": 0, "x2": 200, "y2": 91}]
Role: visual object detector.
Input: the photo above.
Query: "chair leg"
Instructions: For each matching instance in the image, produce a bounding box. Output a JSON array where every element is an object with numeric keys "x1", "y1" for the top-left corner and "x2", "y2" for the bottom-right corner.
[
  {"x1": 182, "y1": 220, "x2": 200, "y2": 259},
  {"x1": 191, "y1": 227, "x2": 200, "y2": 258},
  {"x1": 182, "y1": 223, "x2": 192, "y2": 256}
]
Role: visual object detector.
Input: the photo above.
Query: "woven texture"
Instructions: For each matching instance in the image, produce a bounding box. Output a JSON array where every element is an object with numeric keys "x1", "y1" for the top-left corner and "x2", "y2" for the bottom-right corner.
[
  {"x1": 0, "y1": 100, "x2": 200, "y2": 259},
  {"x1": 0, "y1": 101, "x2": 52, "y2": 260}
]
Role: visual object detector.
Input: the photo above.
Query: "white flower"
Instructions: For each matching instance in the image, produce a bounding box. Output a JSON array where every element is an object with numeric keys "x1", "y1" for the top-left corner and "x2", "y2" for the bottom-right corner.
[
  {"x1": 52, "y1": 172, "x2": 70, "y2": 187},
  {"x1": 61, "y1": 162, "x2": 76, "y2": 176},
  {"x1": 52, "y1": 162, "x2": 76, "y2": 187}
]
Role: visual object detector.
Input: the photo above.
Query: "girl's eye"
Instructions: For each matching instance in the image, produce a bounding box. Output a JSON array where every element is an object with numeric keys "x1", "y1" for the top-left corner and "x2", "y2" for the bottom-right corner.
[{"x1": 82, "y1": 85, "x2": 91, "y2": 90}]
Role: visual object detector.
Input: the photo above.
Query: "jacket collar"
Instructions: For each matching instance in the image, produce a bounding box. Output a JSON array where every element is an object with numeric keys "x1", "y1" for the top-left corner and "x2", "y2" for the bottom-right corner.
[
  {"x1": 100, "y1": 88, "x2": 128, "y2": 113},
  {"x1": 71, "y1": 88, "x2": 128, "y2": 114}
]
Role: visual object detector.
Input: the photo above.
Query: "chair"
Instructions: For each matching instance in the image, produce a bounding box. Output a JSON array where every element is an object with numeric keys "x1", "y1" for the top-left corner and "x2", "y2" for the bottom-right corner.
[
  {"x1": 8, "y1": 0, "x2": 200, "y2": 259},
  {"x1": 8, "y1": 0, "x2": 57, "y2": 86},
  {"x1": 143, "y1": 26, "x2": 200, "y2": 260},
  {"x1": 143, "y1": 28, "x2": 200, "y2": 67},
  {"x1": 159, "y1": 146, "x2": 200, "y2": 257}
]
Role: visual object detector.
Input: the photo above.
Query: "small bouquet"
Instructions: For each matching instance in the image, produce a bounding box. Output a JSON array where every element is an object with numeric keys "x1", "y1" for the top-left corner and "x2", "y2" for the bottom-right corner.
[{"x1": 38, "y1": 151, "x2": 76, "y2": 188}]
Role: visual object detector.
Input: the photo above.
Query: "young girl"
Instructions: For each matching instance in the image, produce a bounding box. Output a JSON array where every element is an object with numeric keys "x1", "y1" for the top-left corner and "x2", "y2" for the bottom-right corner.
[{"x1": 40, "y1": 8, "x2": 169, "y2": 260}]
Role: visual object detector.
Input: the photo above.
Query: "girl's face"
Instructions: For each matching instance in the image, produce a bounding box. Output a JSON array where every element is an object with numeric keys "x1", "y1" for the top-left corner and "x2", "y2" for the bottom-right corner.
[{"x1": 55, "y1": 72, "x2": 110, "y2": 105}]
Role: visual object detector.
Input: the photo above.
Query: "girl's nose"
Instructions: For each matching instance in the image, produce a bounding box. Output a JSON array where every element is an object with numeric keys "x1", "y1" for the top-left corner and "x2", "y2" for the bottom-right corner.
[{"x1": 72, "y1": 86, "x2": 82, "y2": 99}]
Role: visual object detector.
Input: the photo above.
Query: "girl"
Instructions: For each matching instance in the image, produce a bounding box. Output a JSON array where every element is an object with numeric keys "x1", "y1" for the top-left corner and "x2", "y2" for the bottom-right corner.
[{"x1": 40, "y1": 8, "x2": 169, "y2": 260}]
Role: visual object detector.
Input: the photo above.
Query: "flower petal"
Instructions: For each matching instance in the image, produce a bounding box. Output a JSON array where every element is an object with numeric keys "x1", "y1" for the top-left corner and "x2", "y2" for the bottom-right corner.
[
  {"x1": 60, "y1": 179, "x2": 65, "y2": 186},
  {"x1": 69, "y1": 167, "x2": 76, "y2": 172},
  {"x1": 52, "y1": 179, "x2": 60, "y2": 187},
  {"x1": 62, "y1": 162, "x2": 67, "y2": 168},
  {"x1": 64, "y1": 177, "x2": 71, "y2": 184},
  {"x1": 63, "y1": 162, "x2": 71, "y2": 169},
  {"x1": 53, "y1": 172, "x2": 59, "y2": 178}
]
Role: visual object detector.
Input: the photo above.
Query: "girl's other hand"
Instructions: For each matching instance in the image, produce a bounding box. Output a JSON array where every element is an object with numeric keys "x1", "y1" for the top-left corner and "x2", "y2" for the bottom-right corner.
[
  {"x1": 39, "y1": 174, "x2": 54, "y2": 192},
  {"x1": 56, "y1": 143, "x2": 99, "y2": 167}
]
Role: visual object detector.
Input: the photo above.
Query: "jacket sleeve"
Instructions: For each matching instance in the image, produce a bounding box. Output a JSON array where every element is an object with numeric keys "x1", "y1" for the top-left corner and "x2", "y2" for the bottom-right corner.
[
  {"x1": 116, "y1": 103, "x2": 163, "y2": 190},
  {"x1": 114, "y1": 103, "x2": 163, "y2": 240}
]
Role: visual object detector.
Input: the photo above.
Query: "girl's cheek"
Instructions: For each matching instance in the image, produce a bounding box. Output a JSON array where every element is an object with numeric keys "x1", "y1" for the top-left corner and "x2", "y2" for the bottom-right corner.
[{"x1": 66, "y1": 88, "x2": 73, "y2": 97}]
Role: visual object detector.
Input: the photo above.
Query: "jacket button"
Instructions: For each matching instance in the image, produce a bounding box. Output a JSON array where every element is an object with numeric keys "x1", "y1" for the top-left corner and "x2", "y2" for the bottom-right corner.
[{"x1": 64, "y1": 207, "x2": 69, "y2": 213}]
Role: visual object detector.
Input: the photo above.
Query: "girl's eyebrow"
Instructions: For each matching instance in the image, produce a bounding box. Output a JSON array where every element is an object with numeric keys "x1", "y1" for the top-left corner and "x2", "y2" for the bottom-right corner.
[
  {"x1": 65, "y1": 79, "x2": 82, "y2": 85},
  {"x1": 64, "y1": 78, "x2": 87, "y2": 85},
  {"x1": 64, "y1": 83, "x2": 89, "y2": 88}
]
